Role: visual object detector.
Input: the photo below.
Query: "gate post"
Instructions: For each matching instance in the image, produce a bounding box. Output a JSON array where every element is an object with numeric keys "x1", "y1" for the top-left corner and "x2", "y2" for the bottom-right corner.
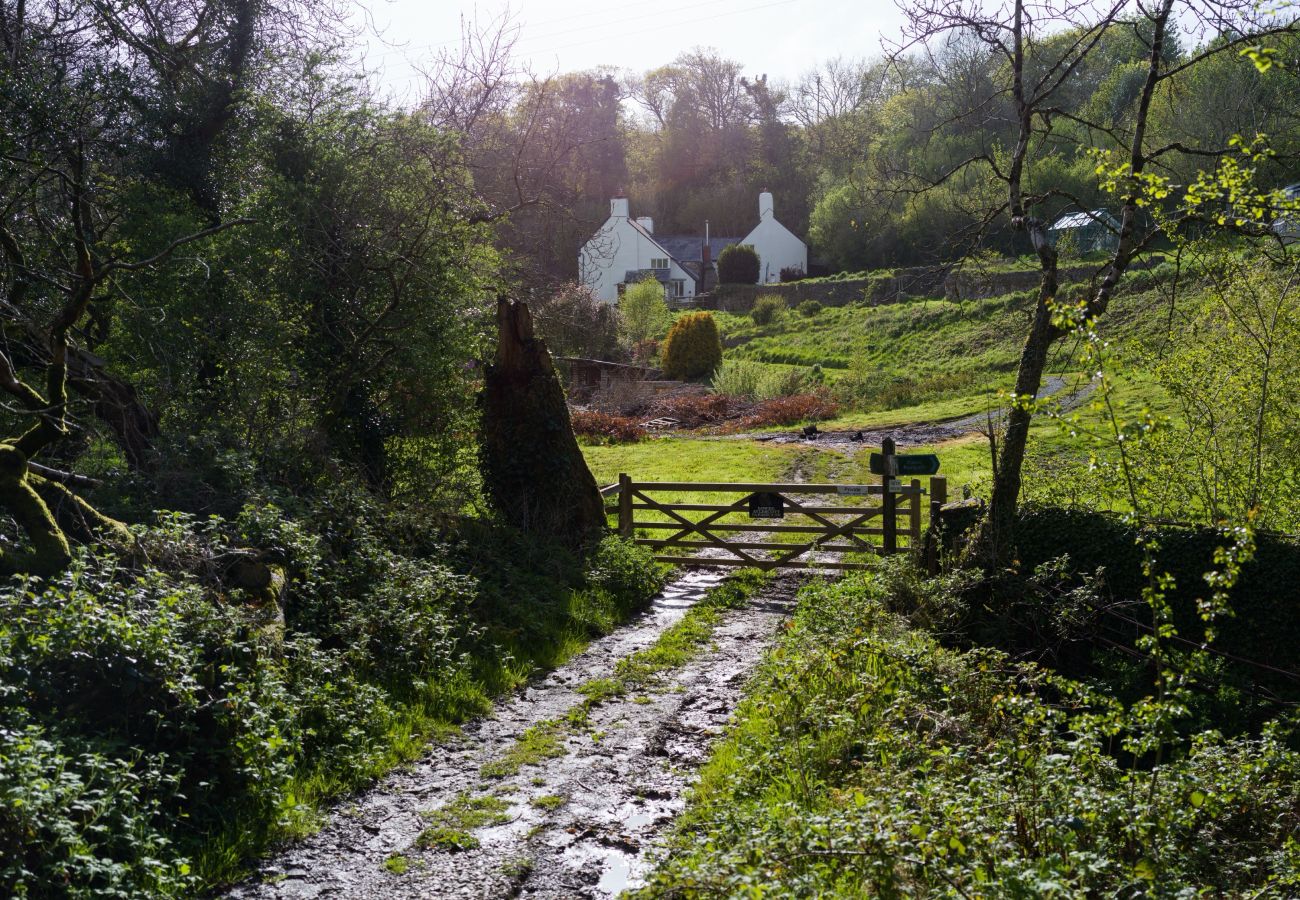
[
  {"x1": 909, "y1": 478, "x2": 922, "y2": 548},
  {"x1": 618, "y1": 473, "x2": 633, "y2": 538},
  {"x1": 881, "y1": 437, "x2": 897, "y2": 554},
  {"x1": 927, "y1": 477, "x2": 948, "y2": 574}
]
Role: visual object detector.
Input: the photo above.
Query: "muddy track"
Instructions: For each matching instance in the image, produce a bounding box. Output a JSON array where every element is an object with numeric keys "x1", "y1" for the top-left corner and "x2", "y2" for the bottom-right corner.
[
  {"x1": 227, "y1": 571, "x2": 800, "y2": 899},
  {"x1": 732, "y1": 374, "x2": 1093, "y2": 448}
]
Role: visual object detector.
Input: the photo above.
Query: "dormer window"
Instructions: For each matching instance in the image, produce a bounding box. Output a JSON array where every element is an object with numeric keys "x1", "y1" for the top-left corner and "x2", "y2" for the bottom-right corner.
[{"x1": 650, "y1": 257, "x2": 669, "y2": 270}]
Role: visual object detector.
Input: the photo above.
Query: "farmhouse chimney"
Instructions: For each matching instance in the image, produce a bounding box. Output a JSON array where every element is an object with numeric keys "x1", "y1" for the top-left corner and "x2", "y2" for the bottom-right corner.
[
  {"x1": 636, "y1": 216, "x2": 654, "y2": 233},
  {"x1": 610, "y1": 196, "x2": 629, "y2": 218},
  {"x1": 759, "y1": 190, "x2": 774, "y2": 220},
  {"x1": 701, "y1": 241, "x2": 711, "y2": 266}
]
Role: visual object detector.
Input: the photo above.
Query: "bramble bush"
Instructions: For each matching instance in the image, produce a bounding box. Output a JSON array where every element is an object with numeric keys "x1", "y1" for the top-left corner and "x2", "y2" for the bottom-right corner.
[
  {"x1": 639, "y1": 568, "x2": 1300, "y2": 897},
  {"x1": 730, "y1": 394, "x2": 839, "y2": 430},
  {"x1": 662, "y1": 312, "x2": 723, "y2": 380}
]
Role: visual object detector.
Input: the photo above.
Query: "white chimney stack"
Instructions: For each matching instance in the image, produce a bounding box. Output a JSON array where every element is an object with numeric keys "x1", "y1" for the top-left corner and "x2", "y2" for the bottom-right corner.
[
  {"x1": 759, "y1": 190, "x2": 774, "y2": 220},
  {"x1": 636, "y1": 216, "x2": 654, "y2": 233},
  {"x1": 611, "y1": 196, "x2": 630, "y2": 218}
]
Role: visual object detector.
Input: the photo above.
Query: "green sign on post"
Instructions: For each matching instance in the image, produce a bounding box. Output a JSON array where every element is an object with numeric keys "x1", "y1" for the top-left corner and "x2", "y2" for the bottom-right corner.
[{"x1": 868, "y1": 452, "x2": 941, "y2": 476}]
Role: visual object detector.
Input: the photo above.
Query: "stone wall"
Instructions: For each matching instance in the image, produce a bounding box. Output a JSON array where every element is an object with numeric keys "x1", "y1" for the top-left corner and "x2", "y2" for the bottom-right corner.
[
  {"x1": 695, "y1": 259, "x2": 1158, "y2": 312},
  {"x1": 697, "y1": 265, "x2": 950, "y2": 312}
]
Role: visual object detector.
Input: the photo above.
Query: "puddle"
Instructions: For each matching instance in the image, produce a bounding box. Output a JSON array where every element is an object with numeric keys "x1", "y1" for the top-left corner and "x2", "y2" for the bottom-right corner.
[{"x1": 227, "y1": 572, "x2": 800, "y2": 900}]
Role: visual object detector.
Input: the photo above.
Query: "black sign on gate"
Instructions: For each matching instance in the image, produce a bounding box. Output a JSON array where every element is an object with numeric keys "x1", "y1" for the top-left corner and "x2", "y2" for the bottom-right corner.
[{"x1": 748, "y1": 491, "x2": 785, "y2": 518}]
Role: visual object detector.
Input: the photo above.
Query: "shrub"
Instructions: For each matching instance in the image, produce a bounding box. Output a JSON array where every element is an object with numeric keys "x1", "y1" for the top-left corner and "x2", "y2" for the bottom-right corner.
[
  {"x1": 569, "y1": 410, "x2": 646, "y2": 443},
  {"x1": 757, "y1": 367, "x2": 818, "y2": 400},
  {"x1": 711, "y1": 360, "x2": 765, "y2": 398},
  {"x1": 717, "y1": 244, "x2": 760, "y2": 284},
  {"x1": 798, "y1": 299, "x2": 822, "y2": 316},
  {"x1": 750, "y1": 295, "x2": 786, "y2": 326},
  {"x1": 619, "y1": 277, "x2": 671, "y2": 345},
  {"x1": 780, "y1": 266, "x2": 807, "y2": 282},
  {"x1": 662, "y1": 312, "x2": 723, "y2": 380}
]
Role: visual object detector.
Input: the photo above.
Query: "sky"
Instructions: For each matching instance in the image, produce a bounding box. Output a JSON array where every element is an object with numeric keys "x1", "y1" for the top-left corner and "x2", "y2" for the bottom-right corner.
[{"x1": 358, "y1": 0, "x2": 909, "y2": 105}]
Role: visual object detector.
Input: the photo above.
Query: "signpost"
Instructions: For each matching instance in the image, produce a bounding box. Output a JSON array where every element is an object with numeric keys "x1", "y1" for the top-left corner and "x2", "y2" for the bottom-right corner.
[{"x1": 869, "y1": 451, "x2": 941, "y2": 476}]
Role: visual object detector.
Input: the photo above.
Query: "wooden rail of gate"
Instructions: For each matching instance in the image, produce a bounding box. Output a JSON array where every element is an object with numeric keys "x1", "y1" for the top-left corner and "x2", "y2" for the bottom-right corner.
[{"x1": 600, "y1": 472, "x2": 949, "y2": 571}]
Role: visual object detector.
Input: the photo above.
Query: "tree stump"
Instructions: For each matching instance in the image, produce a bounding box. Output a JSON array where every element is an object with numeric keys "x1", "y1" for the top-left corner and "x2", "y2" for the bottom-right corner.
[{"x1": 479, "y1": 298, "x2": 606, "y2": 546}]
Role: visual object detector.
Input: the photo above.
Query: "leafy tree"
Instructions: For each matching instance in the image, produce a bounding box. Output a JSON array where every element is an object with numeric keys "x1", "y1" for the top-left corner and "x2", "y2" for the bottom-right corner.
[
  {"x1": 718, "y1": 244, "x2": 761, "y2": 284},
  {"x1": 619, "y1": 278, "x2": 672, "y2": 345},
  {"x1": 532, "y1": 282, "x2": 624, "y2": 361},
  {"x1": 892, "y1": 0, "x2": 1300, "y2": 564}
]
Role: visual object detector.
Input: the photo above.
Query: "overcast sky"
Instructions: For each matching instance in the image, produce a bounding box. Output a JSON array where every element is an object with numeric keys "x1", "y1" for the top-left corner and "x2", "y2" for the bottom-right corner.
[{"x1": 359, "y1": 0, "x2": 909, "y2": 105}]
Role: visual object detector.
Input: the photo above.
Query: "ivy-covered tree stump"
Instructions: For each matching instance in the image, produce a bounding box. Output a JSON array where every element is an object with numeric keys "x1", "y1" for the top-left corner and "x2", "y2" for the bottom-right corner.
[{"x1": 479, "y1": 298, "x2": 606, "y2": 546}]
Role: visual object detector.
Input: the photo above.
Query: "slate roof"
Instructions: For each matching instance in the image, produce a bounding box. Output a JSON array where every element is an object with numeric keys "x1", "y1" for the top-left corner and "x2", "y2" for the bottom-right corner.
[{"x1": 654, "y1": 235, "x2": 744, "y2": 264}]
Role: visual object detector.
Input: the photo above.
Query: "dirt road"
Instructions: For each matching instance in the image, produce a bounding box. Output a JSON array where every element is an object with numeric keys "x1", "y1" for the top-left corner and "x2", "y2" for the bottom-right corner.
[
  {"x1": 228, "y1": 571, "x2": 799, "y2": 899},
  {"x1": 747, "y1": 374, "x2": 1090, "y2": 448}
]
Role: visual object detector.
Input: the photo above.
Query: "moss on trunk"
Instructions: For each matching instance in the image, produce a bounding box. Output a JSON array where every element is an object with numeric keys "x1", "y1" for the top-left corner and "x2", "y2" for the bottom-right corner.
[{"x1": 0, "y1": 444, "x2": 72, "y2": 576}]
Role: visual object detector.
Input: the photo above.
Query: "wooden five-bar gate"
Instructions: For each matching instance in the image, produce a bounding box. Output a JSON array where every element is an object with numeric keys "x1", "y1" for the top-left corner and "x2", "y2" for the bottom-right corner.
[{"x1": 600, "y1": 441, "x2": 948, "y2": 572}]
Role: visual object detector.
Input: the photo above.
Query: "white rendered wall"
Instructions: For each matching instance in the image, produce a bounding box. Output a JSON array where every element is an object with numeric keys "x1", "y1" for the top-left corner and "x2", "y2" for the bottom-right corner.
[
  {"x1": 743, "y1": 210, "x2": 808, "y2": 283},
  {"x1": 579, "y1": 215, "x2": 695, "y2": 303}
]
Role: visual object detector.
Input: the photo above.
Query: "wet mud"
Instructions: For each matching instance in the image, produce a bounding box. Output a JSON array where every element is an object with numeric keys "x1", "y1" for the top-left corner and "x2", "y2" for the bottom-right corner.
[{"x1": 227, "y1": 571, "x2": 800, "y2": 899}]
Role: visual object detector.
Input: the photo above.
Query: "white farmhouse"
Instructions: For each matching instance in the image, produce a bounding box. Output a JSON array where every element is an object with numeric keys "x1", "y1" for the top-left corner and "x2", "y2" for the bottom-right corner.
[{"x1": 578, "y1": 191, "x2": 807, "y2": 303}]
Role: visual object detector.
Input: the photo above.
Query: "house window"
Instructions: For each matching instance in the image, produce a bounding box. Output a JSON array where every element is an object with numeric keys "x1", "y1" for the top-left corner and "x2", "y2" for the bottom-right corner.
[
  {"x1": 670, "y1": 280, "x2": 685, "y2": 297},
  {"x1": 650, "y1": 257, "x2": 669, "y2": 270}
]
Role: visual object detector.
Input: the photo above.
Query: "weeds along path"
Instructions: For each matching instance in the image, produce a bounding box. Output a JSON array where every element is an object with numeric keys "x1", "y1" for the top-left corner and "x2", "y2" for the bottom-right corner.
[{"x1": 228, "y1": 570, "x2": 800, "y2": 899}]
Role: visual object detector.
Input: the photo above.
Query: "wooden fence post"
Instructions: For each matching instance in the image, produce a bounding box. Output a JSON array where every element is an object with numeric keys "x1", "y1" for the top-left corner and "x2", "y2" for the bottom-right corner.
[
  {"x1": 927, "y1": 476, "x2": 948, "y2": 574},
  {"x1": 881, "y1": 437, "x2": 897, "y2": 554},
  {"x1": 909, "y1": 478, "x2": 922, "y2": 549},
  {"x1": 618, "y1": 473, "x2": 632, "y2": 538}
]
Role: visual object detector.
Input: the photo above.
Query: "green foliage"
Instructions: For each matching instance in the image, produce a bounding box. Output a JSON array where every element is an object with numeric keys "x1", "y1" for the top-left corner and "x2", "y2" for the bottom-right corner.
[
  {"x1": 661, "y1": 312, "x2": 723, "y2": 380},
  {"x1": 749, "y1": 294, "x2": 786, "y2": 325},
  {"x1": 717, "y1": 244, "x2": 760, "y2": 284},
  {"x1": 640, "y1": 571, "x2": 1300, "y2": 897},
  {"x1": 0, "y1": 506, "x2": 663, "y2": 895},
  {"x1": 619, "y1": 278, "x2": 672, "y2": 345},
  {"x1": 797, "y1": 299, "x2": 823, "y2": 317}
]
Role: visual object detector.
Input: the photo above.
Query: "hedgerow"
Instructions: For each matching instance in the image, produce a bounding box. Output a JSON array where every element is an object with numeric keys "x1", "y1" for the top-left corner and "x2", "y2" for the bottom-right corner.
[
  {"x1": 0, "y1": 505, "x2": 663, "y2": 897},
  {"x1": 640, "y1": 567, "x2": 1300, "y2": 897}
]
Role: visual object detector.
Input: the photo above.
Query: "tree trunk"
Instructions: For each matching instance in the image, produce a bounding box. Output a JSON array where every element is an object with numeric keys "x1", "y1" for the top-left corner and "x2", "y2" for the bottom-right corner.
[
  {"x1": 479, "y1": 298, "x2": 606, "y2": 546},
  {"x1": 967, "y1": 246, "x2": 1061, "y2": 568}
]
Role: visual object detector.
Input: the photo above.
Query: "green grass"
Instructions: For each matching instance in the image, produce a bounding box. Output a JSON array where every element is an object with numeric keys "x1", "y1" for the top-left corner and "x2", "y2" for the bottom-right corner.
[
  {"x1": 382, "y1": 853, "x2": 410, "y2": 874},
  {"x1": 479, "y1": 721, "x2": 568, "y2": 778},
  {"x1": 476, "y1": 571, "x2": 772, "y2": 782},
  {"x1": 416, "y1": 793, "x2": 513, "y2": 851},
  {"x1": 530, "y1": 794, "x2": 568, "y2": 810}
]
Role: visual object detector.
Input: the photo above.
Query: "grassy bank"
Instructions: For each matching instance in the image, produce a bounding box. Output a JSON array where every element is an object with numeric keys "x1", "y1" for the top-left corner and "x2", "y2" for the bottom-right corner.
[{"x1": 639, "y1": 565, "x2": 1300, "y2": 896}]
